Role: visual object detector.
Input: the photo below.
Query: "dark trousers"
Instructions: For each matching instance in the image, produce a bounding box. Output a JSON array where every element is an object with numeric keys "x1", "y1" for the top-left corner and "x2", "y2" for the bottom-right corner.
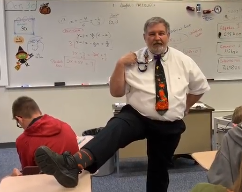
[{"x1": 84, "y1": 104, "x2": 186, "y2": 192}]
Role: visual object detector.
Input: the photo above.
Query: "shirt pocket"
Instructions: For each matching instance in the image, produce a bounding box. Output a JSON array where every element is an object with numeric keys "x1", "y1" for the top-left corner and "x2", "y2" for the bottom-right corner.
[{"x1": 169, "y1": 76, "x2": 189, "y2": 101}]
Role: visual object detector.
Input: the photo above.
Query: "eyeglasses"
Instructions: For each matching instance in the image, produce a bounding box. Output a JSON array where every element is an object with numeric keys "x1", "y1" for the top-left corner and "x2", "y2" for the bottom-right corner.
[
  {"x1": 137, "y1": 59, "x2": 153, "y2": 72},
  {"x1": 137, "y1": 62, "x2": 148, "y2": 72},
  {"x1": 14, "y1": 116, "x2": 22, "y2": 128},
  {"x1": 16, "y1": 121, "x2": 22, "y2": 128}
]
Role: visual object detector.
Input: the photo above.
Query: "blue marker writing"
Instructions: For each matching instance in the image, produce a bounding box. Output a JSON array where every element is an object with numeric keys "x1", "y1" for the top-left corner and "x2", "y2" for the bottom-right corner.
[{"x1": 77, "y1": 137, "x2": 85, "y2": 144}]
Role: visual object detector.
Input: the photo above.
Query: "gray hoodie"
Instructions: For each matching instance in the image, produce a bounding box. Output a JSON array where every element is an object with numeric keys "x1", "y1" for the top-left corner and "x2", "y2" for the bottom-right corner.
[{"x1": 207, "y1": 124, "x2": 242, "y2": 189}]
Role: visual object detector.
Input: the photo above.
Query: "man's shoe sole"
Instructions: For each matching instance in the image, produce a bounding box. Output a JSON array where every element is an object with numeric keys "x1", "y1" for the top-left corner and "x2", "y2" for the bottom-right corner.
[{"x1": 35, "y1": 146, "x2": 78, "y2": 188}]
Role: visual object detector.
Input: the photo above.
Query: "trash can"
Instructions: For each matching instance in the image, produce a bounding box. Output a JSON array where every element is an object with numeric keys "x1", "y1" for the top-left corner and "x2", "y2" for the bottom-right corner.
[{"x1": 82, "y1": 128, "x2": 115, "y2": 177}]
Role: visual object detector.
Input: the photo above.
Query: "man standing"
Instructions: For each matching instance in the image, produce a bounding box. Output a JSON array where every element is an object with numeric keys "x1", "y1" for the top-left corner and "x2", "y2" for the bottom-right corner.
[{"x1": 34, "y1": 17, "x2": 210, "y2": 192}]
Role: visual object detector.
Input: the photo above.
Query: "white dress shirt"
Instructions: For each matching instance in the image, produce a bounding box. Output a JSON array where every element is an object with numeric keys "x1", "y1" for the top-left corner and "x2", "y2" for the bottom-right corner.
[{"x1": 125, "y1": 46, "x2": 210, "y2": 121}]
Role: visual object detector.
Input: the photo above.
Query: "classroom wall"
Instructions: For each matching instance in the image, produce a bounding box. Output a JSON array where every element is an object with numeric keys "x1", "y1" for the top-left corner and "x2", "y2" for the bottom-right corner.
[
  {"x1": 0, "y1": 0, "x2": 241, "y2": 143},
  {"x1": 0, "y1": 86, "x2": 125, "y2": 142},
  {"x1": 0, "y1": 80, "x2": 241, "y2": 143}
]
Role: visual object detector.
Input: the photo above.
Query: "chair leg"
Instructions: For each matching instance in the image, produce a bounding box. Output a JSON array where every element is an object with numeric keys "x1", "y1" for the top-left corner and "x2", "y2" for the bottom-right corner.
[{"x1": 115, "y1": 150, "x2": 120, "y2": 176}]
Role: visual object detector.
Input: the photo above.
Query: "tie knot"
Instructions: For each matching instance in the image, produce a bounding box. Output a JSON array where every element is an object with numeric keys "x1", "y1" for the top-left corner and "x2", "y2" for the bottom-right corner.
[{"x1": 154, "y1": 54, "x2": 161, "y2": 60}]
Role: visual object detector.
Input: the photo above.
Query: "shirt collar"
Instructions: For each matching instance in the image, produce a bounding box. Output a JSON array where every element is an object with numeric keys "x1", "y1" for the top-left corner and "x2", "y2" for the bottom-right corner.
[
  {"x1": 27, "y1": 115, "x2": 43, "y2": 128},
  {"x1": 147, "y1": 47, "x2": 169, "y2": 62}
]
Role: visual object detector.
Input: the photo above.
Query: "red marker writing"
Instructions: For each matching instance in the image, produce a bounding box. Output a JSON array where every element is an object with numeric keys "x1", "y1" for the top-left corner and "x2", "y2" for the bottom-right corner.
[
  {"x1": 186, "y1": 6, "x2": 195, "y2": 11},
  {"x1": 81, "y1": 83, "x2": 90, "y2": 86},
  {"x1": 203, "y1": 9, "x2": 212, "y2": 14}
]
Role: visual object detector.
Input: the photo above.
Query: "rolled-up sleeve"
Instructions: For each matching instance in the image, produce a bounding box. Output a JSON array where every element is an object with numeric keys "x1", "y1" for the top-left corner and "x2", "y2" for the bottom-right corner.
[
  {"x1": 188, "y1": 58, "x2": 210, "y2": 95},
  {"x1": 108, "y1": 76, "x2": 131, "y2": 94}
]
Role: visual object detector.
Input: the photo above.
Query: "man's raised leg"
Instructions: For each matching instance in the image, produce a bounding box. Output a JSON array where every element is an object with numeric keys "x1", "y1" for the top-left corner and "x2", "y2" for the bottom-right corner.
[{"x1": 34, "y1": 105, "x2": 146, "y2": 188}]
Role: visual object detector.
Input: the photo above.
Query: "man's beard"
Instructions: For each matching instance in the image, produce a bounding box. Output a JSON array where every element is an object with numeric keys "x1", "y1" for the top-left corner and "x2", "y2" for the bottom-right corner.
[{"x1": 150, "y1": 44, "x2": 166, "y2": 55}]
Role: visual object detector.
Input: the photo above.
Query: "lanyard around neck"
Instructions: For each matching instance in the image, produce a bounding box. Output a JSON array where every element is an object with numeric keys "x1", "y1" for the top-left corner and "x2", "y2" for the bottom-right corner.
[{"x1": 137, "y1": 47, "x2": 169, "y2": 72}]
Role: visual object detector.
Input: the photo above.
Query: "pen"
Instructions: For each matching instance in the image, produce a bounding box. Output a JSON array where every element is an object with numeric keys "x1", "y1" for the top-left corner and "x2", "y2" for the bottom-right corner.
[{"x1": 78, "y1": 137, "x2": 85, "y2": 144}]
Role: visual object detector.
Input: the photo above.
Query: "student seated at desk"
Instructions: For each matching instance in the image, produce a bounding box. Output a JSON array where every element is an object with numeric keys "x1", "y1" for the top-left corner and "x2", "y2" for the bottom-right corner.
[
  {"x1": 10, "y1": 96, "x2": 79, "y2": 176},
  {"x1": 207, "y1": 106, "x2": 242, "y2": 189},
  {"x1": 190, "y1": 159, "x2": 242, "y2": 192}
]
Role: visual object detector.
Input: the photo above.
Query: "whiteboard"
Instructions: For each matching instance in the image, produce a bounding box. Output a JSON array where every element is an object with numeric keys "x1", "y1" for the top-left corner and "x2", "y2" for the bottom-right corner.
[
  {"x1": 0, "y1": 0, "x2": 8, "y2": 86},
  {"x1": 4, "y1": 0, "x2": 242, "y2": 87}
]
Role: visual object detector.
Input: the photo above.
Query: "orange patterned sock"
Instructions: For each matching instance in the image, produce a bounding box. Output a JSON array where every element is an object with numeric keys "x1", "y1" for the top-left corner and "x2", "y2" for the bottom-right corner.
[{"x1": 73, "y1": 149, "x2": 94, "y2": 171}]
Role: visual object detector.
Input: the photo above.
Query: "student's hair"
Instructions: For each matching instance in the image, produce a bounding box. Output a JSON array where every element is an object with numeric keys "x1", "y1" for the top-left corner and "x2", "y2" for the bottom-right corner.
[
  {"x1": 12, "y1": 96, "x2": 41, "y2": 119},
  {"x1": 144, "y1": 17, "x2": 170, "y2": 34},
  {"x1": 232, "y1": 106, "x2": 242, "y2": 124},
  {"x1": 232, "y1": 159, "x2": 242, "y2": 192}
]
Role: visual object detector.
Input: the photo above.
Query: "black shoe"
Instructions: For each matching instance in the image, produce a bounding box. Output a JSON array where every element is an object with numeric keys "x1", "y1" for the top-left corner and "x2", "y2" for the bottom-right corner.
[{"x1": 34, "y1": 146, "x2": 80, "y2": 188}]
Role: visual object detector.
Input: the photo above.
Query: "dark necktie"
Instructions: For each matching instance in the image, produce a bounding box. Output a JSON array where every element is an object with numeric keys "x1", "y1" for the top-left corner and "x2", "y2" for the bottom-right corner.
[{"x1": 154, "y1": 54, "x2": 169, "y2": 115}]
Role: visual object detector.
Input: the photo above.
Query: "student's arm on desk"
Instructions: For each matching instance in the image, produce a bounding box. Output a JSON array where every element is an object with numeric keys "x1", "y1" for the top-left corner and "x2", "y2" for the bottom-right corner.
[
  {"x1": 10, "y1": 137, "x2": 37, "y2": 176},
  {"x1": 10, "y1": 168, "x2": 22, "y2": 176},
  {"x1": 207, "y1": 136, "x2": 233, "y2": 189},
  {"x1": 3, "y1": 156, "x2": 23, "y2": 177},
  {"x1": 16, "y1": 137, "x2": 34, "y2": 169},
  {"x1": 1, "y1": 168, "x2": 22, "y2": 181},
  {"x1": 3, "y1": 138, "x2": 28, "y2": 177}
]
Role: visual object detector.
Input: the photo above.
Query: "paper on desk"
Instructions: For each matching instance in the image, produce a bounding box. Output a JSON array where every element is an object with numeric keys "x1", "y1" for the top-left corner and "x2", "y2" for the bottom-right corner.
[{"x1": 191, "y1": 103, "x2": 207, "y2": 108}]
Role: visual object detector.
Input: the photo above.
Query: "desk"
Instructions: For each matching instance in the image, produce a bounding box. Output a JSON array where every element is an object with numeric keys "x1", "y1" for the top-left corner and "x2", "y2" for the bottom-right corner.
[
  {"x1": 214, "y1": 117, "x2": 233, "y2": 149},
  {"x1": 175, "y1": 103, "x2": 214, "y2": 156},
  {"x1": 191, "y1": 151, "x2": 217, "y2": 170},
  {"x1": 0, "y1": 171, "x2": 92, "y2": 192},
  {"x1": 112, "y1": 102, "x2": 214, "y2": 160}
]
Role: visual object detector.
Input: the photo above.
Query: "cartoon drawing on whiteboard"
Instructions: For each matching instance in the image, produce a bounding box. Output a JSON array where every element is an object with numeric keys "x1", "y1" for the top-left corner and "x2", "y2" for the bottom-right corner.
[
  {"x1": 14, "y1": 36, "x2": 25, "y2": 44},
  {"x1": 15, "y1": 46, "x2": 34, "y2": 71},
  {"x1": 27, "y1": 36, "x2": 44, "y2": 58},
  {"x1": 14, "y1": 16, "x2": 35, "y2": 36},
  {"x1": 39, "y1": 3, "x2": 51, "y2": 15}
]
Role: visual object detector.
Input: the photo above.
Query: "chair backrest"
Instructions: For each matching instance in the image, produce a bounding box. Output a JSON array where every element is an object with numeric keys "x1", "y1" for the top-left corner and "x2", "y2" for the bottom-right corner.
[{"x1": 22, "y1": 166, "x2": 41, "y2": 175}]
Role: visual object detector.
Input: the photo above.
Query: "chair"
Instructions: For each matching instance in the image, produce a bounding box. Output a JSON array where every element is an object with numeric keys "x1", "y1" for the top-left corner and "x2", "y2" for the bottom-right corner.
[
  {"x1": 22, "y1": 166, "x2": 41, "y2": 175},
  {"x1": 18, "y1": 136, "x2": 95, "y2": 176},
  {"x1": 20, "y1": 136, "x2": 98, "y2": 176}
]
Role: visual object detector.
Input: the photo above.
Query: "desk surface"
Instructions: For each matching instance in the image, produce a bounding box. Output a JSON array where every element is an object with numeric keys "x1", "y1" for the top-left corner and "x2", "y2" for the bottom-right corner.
[
  {"x1": 191, "y1": 151, "x2": 217, "y2": 170},
  {"x1": 0, "y1": 171, "x2": 91, "y2": 192},
  {"x1": 214, "y1": 116, "x2": 232, "y2": 122},
  {"x1": 214, "y1": 116, "x2": 234, "y2": 127},
  {"x1": 189, "y1": 103, "x2": 214, "y2": 113}
]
